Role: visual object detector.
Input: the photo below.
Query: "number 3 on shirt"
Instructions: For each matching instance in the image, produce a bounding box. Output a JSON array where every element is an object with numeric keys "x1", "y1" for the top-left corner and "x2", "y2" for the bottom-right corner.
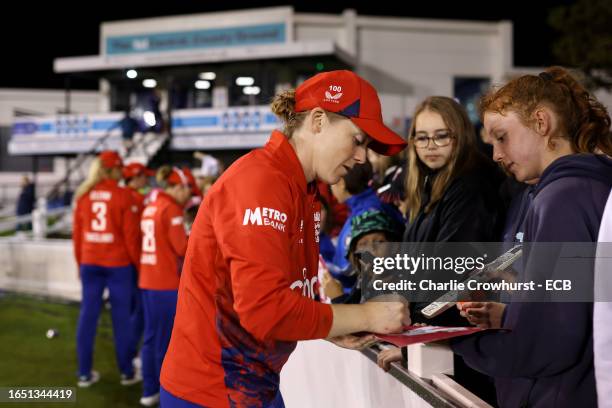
[
  {"x1": 91, "y1": 202, "x2": 107, "y2": 231},
  {"x1": 141, "y1": 219, "x2": 156, "y2": 252}
]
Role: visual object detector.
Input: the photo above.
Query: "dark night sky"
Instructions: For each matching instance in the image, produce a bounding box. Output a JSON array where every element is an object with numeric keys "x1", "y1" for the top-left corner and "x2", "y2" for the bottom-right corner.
[{"x1": 1, "y1": 0, "x2": 574, "y2": 90}]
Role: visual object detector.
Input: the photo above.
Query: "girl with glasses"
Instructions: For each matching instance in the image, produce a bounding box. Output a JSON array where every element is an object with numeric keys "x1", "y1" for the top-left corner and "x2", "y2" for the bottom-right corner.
[
  {"x1": 378, "y1": 96, "x2": 505, "y2": 404},
  {"x1": 404, "y1": 96, "x2": 505, "y2": 246}
]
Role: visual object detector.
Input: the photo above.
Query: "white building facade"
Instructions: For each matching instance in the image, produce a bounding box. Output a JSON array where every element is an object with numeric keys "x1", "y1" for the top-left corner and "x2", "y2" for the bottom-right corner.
[{"x1": 8, "y1": 6, "x2": 610, "y2": 156}]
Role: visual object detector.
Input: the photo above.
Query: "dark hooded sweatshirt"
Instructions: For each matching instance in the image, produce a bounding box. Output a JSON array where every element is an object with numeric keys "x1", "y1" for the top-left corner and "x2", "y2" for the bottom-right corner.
[
  {"x1": 452, "y1": 154, "x2": 612, "y2": 408},
  {"x1": 403, "y1": 154, "x2": 505, "y2": 404},
  {"x1": 404, "y1": 154, "x2": 506, "y2": 325}
]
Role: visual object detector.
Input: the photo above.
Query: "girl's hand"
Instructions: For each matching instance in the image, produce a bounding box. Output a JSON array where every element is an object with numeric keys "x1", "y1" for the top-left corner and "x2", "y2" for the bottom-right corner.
[
  {"x1": 457, "y1": 302, "x2": 506, "y2": 329},
  {"x1": 377, "y1": 347, "x2": 402, "y2": 371}
]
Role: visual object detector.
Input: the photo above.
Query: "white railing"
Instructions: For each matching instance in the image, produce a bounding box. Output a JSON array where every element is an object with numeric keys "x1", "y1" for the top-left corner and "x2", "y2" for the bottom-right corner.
[{"x1": 0, "y1": 201, "x2": 72, "y2": 239}]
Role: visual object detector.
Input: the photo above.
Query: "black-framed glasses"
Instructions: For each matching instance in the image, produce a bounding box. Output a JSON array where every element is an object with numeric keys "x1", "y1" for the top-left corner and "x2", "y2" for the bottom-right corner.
[{"x1": 412, "y1": 130, "x2": 454, "y2": 148}]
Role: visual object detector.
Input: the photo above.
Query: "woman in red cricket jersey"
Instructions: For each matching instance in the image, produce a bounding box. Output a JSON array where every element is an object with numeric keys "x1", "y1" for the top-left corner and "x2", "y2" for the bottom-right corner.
[
  {"x1": 138, "y1": 166, "x2": 191, "y2": 406},
  {"x1": 122, "y1": 161, "x2": 155, "y2": 371},
  {"x1": 123, "y1": 162, "x2": 154, "y2": 213},
  {"x1": 72, "y1": 150, "x2": 141, "y2": 388},
  {"x1": 160, "y1": 71, "x2": 411, "y2": 408}
]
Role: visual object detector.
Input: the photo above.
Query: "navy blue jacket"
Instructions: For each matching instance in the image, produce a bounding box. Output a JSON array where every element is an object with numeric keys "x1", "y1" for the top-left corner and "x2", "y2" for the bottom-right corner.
[
  {"x1": 16, "y1": 183, "x2": 35, "y2": 216},
  {"x1": 403, "y1": 157, "x2": 505, "y2": 243},
  {"x1": 501, "y1": 183, "x2": 535, "y2": 244},
  {"x1": 319, "y1": 232, "x2": 336, "y2": 265},
  {"x1": 452, "y1": 154, "x2": 612, "y2": 407}
]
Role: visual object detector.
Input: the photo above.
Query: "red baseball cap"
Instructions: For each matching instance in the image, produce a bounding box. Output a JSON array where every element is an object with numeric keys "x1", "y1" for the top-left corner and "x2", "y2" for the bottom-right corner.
[
  {"x1": 295, "y1": 70, "x2": 407, "y2": 156},
  {"x1": 166, "y1": 167, "x2": 191, "y2": 188},
  {"x1": 99, "y1": 150, "x2": 123, "y2": 169},
  {"x1": 181, "y1": 167, "x2": 202, "y2": 197},
  {"x1": 122, "y1": 162, "x2": 155, "y2": 179}
]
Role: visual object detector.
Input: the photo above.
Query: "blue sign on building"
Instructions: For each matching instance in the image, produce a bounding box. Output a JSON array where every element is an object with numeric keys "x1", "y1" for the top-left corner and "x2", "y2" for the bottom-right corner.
[{"x1": 106, "y1": 23, "x2": 286, "y2": 55}]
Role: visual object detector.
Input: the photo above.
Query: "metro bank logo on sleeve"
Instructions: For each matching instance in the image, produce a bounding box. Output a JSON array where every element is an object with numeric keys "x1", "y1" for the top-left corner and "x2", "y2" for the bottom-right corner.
[{"x1": 242, "y1": 207, "x2": 288, "y2": 232}]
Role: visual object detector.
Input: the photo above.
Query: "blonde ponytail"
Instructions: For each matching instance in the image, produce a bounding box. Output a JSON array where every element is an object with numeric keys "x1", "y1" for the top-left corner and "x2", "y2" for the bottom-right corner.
[{"x1": 75, "y1": 158, "x2": 111, "y2": 200}]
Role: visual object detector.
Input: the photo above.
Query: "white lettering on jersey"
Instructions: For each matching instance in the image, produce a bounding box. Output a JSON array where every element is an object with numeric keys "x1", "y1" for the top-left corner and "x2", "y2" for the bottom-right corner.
[
  {"x1": 89, "y1": 191, "x2": 112, "y2": 201},
  {"x1": 143, "y1": 206, "x2": 157, "y2": 217},
  {"x1": 243, "y1": 207, "x2": 262, "y2": 225},
  {"x1": 141, "y1": 253, "x2": 157, "y2": 265},
  {"x1": 85, "y1": 232, "x2": 114, "y2": 243},
  {"x1": 141, "y1": 219, "x2": 156, "y2": 253},
  {"x1": 91, "y1": 202, "x2": 107, "y2": 231},
  {"x1": 171, "y1": 216, "x2": 184, "y2": 226},
  {"x1": 298, "y1": 219, "x2": 304, "y2": 244},
  {"x1": 314, "y1": 211, "x2": 321, "y2": 243},
  {"x1": 289, "y1": 268, "x2": 318, "y2": 299},
  {"x1": 242, "y1": 207, "x2": 287, "y2": 232}
]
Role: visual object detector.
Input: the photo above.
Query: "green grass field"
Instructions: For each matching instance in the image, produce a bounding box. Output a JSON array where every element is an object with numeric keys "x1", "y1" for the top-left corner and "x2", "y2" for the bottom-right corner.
[{"x1": 0, "y1": 292, "x2": 143, "y2": 407}]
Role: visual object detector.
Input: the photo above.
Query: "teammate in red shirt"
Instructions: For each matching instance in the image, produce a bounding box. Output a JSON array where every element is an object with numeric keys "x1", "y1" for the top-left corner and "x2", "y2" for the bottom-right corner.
[
  {"x1": 160, "y1": 71, "x2": 411, "y2": 407},
  {"x1": 180, "y1": 166, "x2": 203, "y2": 233},
  {"x1": 138, "y1": 166, "x2": 192, "y2": 406},
  {"x1": 72, "y1": 150, "x2": 141, "y2": 388},
  {"x1": 181, "y1": 166, "x2": 203, "y2": 198},
  {"x1": 123, "y1": 162, "x2": 154, "y2": 213},
  {"x1": 122, "y1": 162, "x2": 155, "y2": 370},
  {"x1": 181, "y1": 166, "x2": 203, "y2": 209}
]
